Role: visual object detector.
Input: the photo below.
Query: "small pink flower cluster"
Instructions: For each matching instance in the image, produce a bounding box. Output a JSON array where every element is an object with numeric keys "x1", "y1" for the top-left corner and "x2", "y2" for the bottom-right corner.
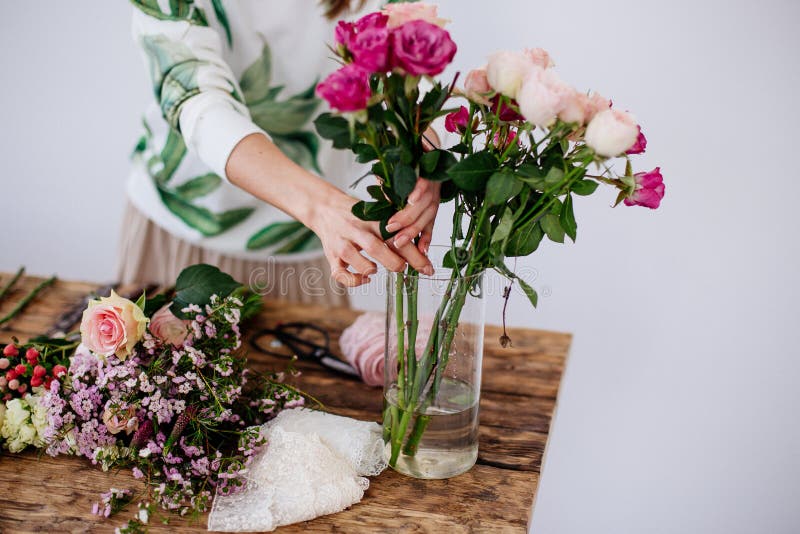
[{"x1": 317, "y1": 2, "x2": 456, "y2": 111}]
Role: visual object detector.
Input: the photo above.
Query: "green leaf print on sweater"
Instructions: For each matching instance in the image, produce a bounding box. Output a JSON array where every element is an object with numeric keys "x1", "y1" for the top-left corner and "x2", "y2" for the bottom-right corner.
[
  {"x1": 130, "y1": 0, "x2": 208, "y2": 26},
  {"x1": 246, "y1": 221, "x2": 321, "y2": 253},
  {"x1": 210, "y1": 0, "x2": 233, "y2": 47},
  {"x1": 158, "y1": 185, "x2": 254, "y2": 237}
]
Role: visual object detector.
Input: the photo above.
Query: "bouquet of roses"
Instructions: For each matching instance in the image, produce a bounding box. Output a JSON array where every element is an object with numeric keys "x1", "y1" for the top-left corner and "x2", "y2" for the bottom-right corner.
[
  {"x1": 315, "y1": 2, "x2": 664, "y2": 468},
  {"x1": 0, "y1": 264, "x2": 309, "y2": 531}
]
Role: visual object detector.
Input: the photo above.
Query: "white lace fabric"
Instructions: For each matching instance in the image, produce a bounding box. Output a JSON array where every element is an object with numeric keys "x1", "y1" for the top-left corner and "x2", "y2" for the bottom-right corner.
[{"x1": 208, "y1": 408, "x2": 387, "y2": 532}]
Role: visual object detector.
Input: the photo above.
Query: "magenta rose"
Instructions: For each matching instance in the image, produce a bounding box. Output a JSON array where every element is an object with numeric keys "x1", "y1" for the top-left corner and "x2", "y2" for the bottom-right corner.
[
  {"x1": 626, "y1": 126, "x2": 647, "y2": 155},
  {"x1": 445, "y1": 106, "x2": 469, "y2": 133},
  {"x1": 316, "y1": 64, "x2": 372, "y2": 112},
  {"x1": 335, "y1": 21, "x2": 356, "y2": 48},
  {"x1": 388, "y1": 20, "x2": 457, "y2": 76},
  {"x1": 355, "y1": 11, "x2": 388, "y2": 32},
  {"x1": 490, "y1": 94, "x2": 525, "y2": 122},
  {"x1": 624, "y1": 167, "x2": 665, "y2": 209},
  {"x1": 350, "y1": 26, "x2": 390, "y2": 71}
]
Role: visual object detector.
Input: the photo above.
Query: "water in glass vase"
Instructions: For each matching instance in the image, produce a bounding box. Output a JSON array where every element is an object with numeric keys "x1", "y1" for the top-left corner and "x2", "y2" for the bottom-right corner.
[{"x1": 383, "y1": 378, "x2": 479, "y2": 479}]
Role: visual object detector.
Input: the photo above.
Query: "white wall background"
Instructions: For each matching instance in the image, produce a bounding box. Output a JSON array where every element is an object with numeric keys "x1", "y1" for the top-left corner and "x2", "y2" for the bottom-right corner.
[{"x1": 2, "y1": 2, "x2": 799, "y2": 533}]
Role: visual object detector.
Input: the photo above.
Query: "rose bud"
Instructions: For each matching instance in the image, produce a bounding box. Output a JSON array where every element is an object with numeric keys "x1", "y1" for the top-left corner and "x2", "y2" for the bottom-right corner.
[
  {"x1": 17, "y1": 383, "x2": 27, "y2": 394},
  {"x1": 8, "y1": 378, "x2": 20, "y2": 390},
  {"x1": 0, "y1": 358, "x2": 9, "y2": 370},
  {"x1": 14, "y1": 364, "x2": 27, "y2": 375},
  {"x1": 30, "y1": 376, "x2": 43, "y2": 388},
  {"x1": 2, "y1": 344, "x2": 18, "y2": 357},
  {"x1": 626, "y1": 126, "x2": 647, "y2": 155},
  {"x1": 445, "y1": 106, "x2": 469, "y2": 133},
  {"x1": 52, "y1": 365, "x2": 68, "y2": 378},
  {"x1": 25, "y1": 348, "x2": 40, "y2": 364},
  {"x1": 624, "y1": 167, "x2": 665, "y2": 209}
]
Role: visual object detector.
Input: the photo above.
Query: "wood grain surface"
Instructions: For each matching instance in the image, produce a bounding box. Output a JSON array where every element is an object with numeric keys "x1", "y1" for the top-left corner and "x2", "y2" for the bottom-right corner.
[{"x1": 0, "y1": 274, "x2": 570, "y2": 533}]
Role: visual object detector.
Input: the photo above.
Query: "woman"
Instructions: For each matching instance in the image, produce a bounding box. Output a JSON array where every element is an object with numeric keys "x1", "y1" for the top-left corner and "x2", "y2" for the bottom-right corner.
[{"x1": 118, "y1": 0, "x2": 441, "y2": 306}]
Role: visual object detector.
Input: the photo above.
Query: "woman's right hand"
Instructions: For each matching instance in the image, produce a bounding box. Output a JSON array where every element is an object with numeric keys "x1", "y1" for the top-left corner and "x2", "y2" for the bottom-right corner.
[{"x1": 308, "y1": 189, "x2": 434, "y2": 287}]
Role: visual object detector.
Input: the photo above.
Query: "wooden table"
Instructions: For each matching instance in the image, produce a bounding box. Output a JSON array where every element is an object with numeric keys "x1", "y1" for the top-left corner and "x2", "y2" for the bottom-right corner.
[{"x1": 0, "y1": 274, "x2": 570, "y2": 533}]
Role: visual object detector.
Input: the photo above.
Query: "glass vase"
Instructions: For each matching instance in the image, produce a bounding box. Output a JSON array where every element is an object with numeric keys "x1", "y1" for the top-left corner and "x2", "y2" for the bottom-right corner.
[{"x1": 382, "y1": 259, "x2": 486, "y2": 479}]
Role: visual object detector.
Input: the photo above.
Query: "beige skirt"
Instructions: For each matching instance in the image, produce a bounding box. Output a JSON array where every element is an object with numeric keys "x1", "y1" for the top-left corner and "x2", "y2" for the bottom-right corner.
[{"x1": 116, "y1": 202, "x2": 349, "y2": 308}]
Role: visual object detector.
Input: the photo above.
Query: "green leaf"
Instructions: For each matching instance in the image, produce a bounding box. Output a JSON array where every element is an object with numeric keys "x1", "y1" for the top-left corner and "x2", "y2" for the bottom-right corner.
[
  {"x1": 516, "y1": 163, "x2": 547, "y2": 189},
  {"x1": 447, "y1": 151, "x2": 498, "y2": 192},
  {"x1": 486, "y1": 171, "x2": 523, "y2": 206},
  {"x1": 393, "y1": 163, "x2": 417, "y2": 202},
  {"x1": 246, "y1": 221, "x2": 304, "y2": 250},
  {"x1": 560, "y1": 194, "x2": 577, "y2": 242},
  {"x1": 175, "y1": 173, "x2": 222, "y2": 200},
  {"x1": 274, "y1": 228, "x2": 322, "y2": 254},
  {"x1": 421, "y1": 150, "x2": 457, "y2": 182},
  {"x1": 143, "y1": 292, "x2": 169, "y2": 317},
  {"x1": 239, "y1": 44, "x2": 272, "y2": 103},
  {"x1": 505, "y1": 219, "x2": 544, "y2": 256},
  {"x1": 217, "y1": 207, "x2": 257, "y2": 232},
  {"x1": 151, "y1": 128, "x2": 187, "y2": 184},
  {"x1": 443, "y1": 247, "x2": 469, "y2": 269},
  {"x1": 353, "y1": 143, "x2": 378, "y2": 164},
  {"x1": 250, "y1": 94, "x2": 321, "y2": 135},
  {"x1": 352, "y1": 200, "x2": 395, "y2": 222},
  {"x1": 491, "y1": 208, "x2": 515, "y2": 244},
  {"x1": 211, "y1": 0, "x2": 233, "y2": 46},
  {"x1": 541, "y1": 213, "x2": 565, "y2": 243},
  {"x1": 170, "y1": 264, "x2": 242, "y2": 318},
  {"x1": 517, "y1": 277, "x2": 539, "y2": 308},
  {"x1": 379, "y1": 220, "x2": 397, "y2": 241},
  {"x1": 571, "y1": 179, "x2": 599, "y2": 196},
  {"x1": 314, "y1": 113, "x2": 352, "y2": 149},
  {"x1": 419, "y1": 150, "x2": 440, "y2": 175},
  {"x1": 134, "y1": 291, "x2": 146, "y2": 311},
  {"x1": 367, "y1": 185, "x2": 386, "y2": 201}
]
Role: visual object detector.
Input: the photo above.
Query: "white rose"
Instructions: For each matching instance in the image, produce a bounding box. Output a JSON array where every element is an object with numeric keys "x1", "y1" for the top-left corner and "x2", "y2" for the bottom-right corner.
[
  {"x1": 0, "y1": 403, "x2": 6, "y2": 430},
  {"x1": 584, "y1": 108, "x2": 639, "y2": 157},
  {"x1": 517, "y1": 67, "x2": 565, "y2": 127},
  {"x1": 486, "y1": 51, "x2": 533, "y2": 99},
  {"x1": 29, "y1": 394, "x2": 48, "y2": 446}
]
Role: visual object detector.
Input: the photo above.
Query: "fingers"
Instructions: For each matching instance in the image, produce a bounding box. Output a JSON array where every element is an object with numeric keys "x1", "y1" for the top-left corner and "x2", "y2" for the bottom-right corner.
[
  {"x1": 341, "y1": 244, "x2": 378, "y2": 277},
  {"x1": 418, "y1": 220, "x2": 434, "y2": 255},
  {"x1": 356, "y1": 230, "x2": 406, "y2": 272},
  {"x1": 391, "y1": 240, "x2": 434, "y2": 276},
  {"x1": 329, "y1": 257, "x2": 370, "y2": 287},
  {"x1": 392, "y1": 206, "x2": 437, "y2": 249}
]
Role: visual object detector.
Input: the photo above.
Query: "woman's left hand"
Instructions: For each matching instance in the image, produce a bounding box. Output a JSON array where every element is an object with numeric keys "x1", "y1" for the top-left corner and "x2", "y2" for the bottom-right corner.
[{"x1": 384, "y1": 178, "x2": 441, "y2": 255}]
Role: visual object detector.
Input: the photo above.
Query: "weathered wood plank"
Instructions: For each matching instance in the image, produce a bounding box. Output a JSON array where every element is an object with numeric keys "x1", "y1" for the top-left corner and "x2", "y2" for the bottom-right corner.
[{"x1": 0, "y1": 274, "x2": 569, "y2": 533}]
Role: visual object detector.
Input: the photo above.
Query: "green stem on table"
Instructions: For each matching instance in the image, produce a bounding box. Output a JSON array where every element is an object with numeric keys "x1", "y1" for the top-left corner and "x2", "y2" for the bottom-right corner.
[
  {"x1": 0, "y1": 267, "x2": 25, "y2": 303},
  {"x1": 0, "y1": 275, "x2": 56, "y2": 326}
]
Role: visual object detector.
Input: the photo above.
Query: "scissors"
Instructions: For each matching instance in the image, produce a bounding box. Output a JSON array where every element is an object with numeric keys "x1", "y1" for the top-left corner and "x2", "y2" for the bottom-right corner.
[{"x1": 249, "y1": 322, "x2": 359, "y2": 377}]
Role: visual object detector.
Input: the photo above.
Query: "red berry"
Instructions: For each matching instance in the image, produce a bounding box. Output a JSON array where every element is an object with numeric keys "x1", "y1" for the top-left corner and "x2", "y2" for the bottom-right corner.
[
  {"x1": 44, "y1": 376, "x2": 55, "y2": 390},
  {"x1": 14, "y1": 364, "x2": 27, "y2": 375},
  {"x1": 0, "y1": 357, "x2": 9, "y2": 370},
  {"x1": 2, "y1": 344, "x2": 18, "y2": 357},
  {"x1": 30, "y1": 376, "x2": 43, "y2": 387},
  {"x1": 33, "y1": 365, "x2": 47, "y2": 378},
  {"x1": 17, "y1": 383, "x2": 27, "y2": 393},
  {"x1": 25, "y1": 348, "x2": 40, "y2": 362},
  {"x1": 6, "y1": 370, "x2": 18, "y2": 381},
  {"x1": 53, "y1": 365, "x2": 68, "y2": 378}
]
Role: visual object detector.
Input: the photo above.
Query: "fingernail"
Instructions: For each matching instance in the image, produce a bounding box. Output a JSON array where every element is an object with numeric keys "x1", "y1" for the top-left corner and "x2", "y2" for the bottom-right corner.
[
  {"x1": 421, "y1": 242, "x2": 430, "y2": 254},
  {"x1": 394, "y1": 235, "x2": 409, "y2": 248},
  {"x1": 423, "y1": 265, "x2": 434, "y2": 276},
  {"x1": 385, "y1": 222, "x2": 401, "y2": 232},
  {"x1": 408, "y1": 191, "x2": 421, "y2": 204}
]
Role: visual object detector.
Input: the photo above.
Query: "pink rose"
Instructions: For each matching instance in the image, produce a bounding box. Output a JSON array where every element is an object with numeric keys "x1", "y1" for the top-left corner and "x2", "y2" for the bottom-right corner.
[
  {"x1": 389, "y1": 20, "x2": 457, "y2": 76},
  {"x1": 524, "y1": 47, "x2": 554, "y2": 69},
  {"x1": 316, "y1": 64, "x2": 372, "y2": 112},
  {"x1": 355, "y1": 11, "x2": 389, "y2": 32},
  {"x1": 517, "y1": 67, "x2": 571, "y2": 127},
  {"x1": 445, "y1": 106, "x2": 469, "y2": 133},
  {"x1": 335, "y1": 21, "x2": 356, "y2": 48},
  {"x1": 382, "y1": 2, "x2": 447, "y2": 29},
  {"x1": 558, "y1": 91, "x2": 590, "y2": 125},
  {"x1": 350, "y1": 26, "x2": 390, "y2": 71},
  {"x1": 624, "y1": 167, "x2": 665, "y2": 209},
  {"x1": 464, "y1": 66, "x2": 492, "y2": 105},
  {"x1": 80, "y1": 291, "x2": 148, "y2": 360},
  {"x1": 585, "y1": 92, "x2": 612, "y2": 122},
  {"x1": 584, "y1": 108, "x2": 639, "y2": 157},
  {"x1": 626, "y1": 126, "x2": 647, "y2": 154},
  {"x1": 149, "y1": 305, "x2": 190, "y2": 346},
  {"x1": 102, "y1": 405, "x2": 139, "y2": 435},
  {"x1": 486, "y1": 50, "x2": 532, "y2": 99},
  {"x1": 494, "y1": 129, "x2": 519, "y2": 150}
]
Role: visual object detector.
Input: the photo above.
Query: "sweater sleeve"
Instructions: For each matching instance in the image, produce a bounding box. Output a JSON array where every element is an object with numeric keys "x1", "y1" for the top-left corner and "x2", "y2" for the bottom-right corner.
[{"x1": 130, "y1": 0, "x2": 268, "y2": 182}]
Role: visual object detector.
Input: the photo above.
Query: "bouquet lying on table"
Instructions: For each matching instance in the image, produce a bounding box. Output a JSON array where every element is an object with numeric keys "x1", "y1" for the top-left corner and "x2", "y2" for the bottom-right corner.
[{"x1": 0, "y1": 265, "x2": 311, "y2": 531}]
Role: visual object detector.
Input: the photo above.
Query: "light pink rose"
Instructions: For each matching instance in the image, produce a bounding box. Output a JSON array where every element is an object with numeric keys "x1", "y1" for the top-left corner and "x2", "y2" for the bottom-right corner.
[
  {"x1": 389, "y1": 20, "x2": 457, "y2": 76},
  {"x1": 559, "y1": 91, "x2": 590, "y2": 125},
  {"x1": 486, "y1": 50, "x2": 532, "y2": 99},
  {"x1": 149, "y1": 305, "x2": 190, "y2": 347},
  {"x1": 584, "y1": 108, "x2": 640, "y2": 157},
  {"x1": 463, "y1": 66, "x2": 492, "y2": 105},
  {"x1": 382, "y1": 2, "x2": 447, "y2": 29},
  {"x1": 517, "y1": 67, "x2": 572, "y2": 127},
  {"x1": 624, "y1": 167, "x2": 665, "y2": 209},
  {"x1": 524, "y1": 47, "x2": 554, "y2": 69},
  {"x1": 102, "y1": 405, "x2": 139, "y2": 435},
  {"x1": 80, "y1": 291, "x2": 148, "y2": 360},
  {"x1": 585, "y1": 92, "x2": 612, "y2": 122},
  {"x1": 316, "y1": 64, "x2": 372, "y2": 112}
]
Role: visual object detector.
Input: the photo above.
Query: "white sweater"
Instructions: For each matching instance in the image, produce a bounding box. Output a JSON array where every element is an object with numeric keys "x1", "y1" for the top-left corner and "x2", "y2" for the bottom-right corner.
[{"x1": 127, "y1": 0, "x2": 379, "y2": 261}]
